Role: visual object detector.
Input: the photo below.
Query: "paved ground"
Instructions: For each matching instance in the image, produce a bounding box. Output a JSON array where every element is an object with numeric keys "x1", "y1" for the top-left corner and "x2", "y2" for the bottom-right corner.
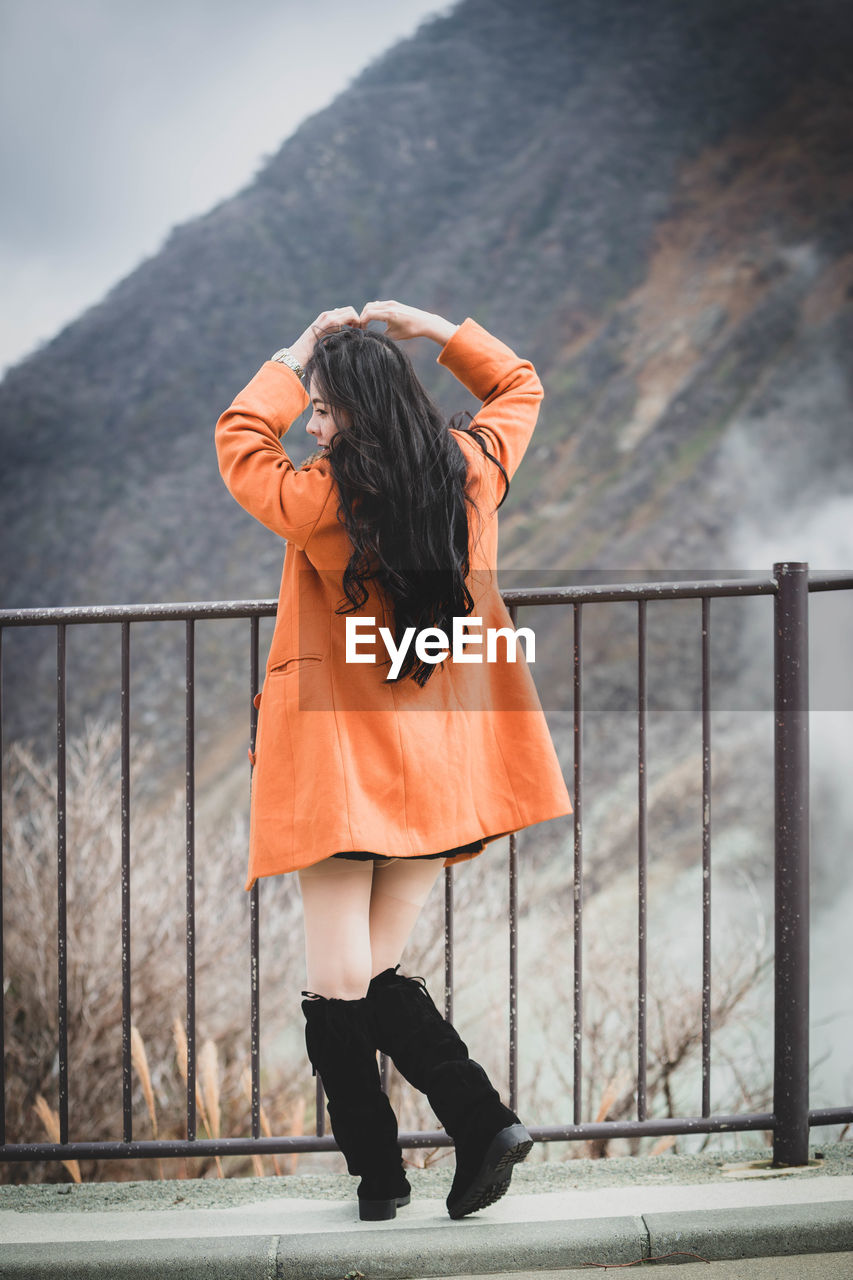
[
  {"x1": 1, "y1": 1143, "x2": 851, "y2": 1278},
  {"x1": 444, "y1": 1263, "x2": 853, "y2": 1279}
]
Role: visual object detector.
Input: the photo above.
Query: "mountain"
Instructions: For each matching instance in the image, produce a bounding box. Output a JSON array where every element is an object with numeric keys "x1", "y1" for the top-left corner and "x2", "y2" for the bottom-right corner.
[
  {"x1": 2, "y1": 0, "x2": 851, "y2": 754},
  {"x1": 5, "y1": 0, "x2": 853, "y2": 1146}
]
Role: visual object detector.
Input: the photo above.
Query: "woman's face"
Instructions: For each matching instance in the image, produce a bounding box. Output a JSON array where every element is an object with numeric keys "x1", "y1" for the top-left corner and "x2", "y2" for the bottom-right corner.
[{"x1": 306, "y1": 381, "x2": 350, "y2": 449}]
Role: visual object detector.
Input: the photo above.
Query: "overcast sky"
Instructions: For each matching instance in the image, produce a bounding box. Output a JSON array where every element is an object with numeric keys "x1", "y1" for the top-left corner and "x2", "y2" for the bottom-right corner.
[{"x1": 0, "y1": 0, "x2": 451, "y2": 378}]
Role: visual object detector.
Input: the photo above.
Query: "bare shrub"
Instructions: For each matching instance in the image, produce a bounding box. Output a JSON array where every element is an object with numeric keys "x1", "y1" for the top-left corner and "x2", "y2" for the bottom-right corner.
[
  {"x1": 3, "y1": 716, "x2": 780, "y2": 1184},
  {"x1": 373, "y1": 837, "x2": 777, "y2": 1167},
  {"x1": 2, "y1": 716, "x2": 313, "y2": 1183},
  {"x1": 534, "y1": 921, "x2": 774, "y2": 1159}
]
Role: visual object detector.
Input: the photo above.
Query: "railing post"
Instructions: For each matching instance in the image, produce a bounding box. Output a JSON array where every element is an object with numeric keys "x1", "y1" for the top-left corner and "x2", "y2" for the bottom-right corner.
[{"x1": 772, "y1": 561, "x2": 810, "y2": 1166}]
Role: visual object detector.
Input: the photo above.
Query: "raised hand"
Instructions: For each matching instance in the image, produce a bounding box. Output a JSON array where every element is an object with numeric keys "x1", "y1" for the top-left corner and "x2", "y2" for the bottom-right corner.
[
  {"x1": 289, "y1": 306, "x2": 364, "y2": 368},
  {"x1": 359, "y1": 300, "x2": 457, "y2": 346}
]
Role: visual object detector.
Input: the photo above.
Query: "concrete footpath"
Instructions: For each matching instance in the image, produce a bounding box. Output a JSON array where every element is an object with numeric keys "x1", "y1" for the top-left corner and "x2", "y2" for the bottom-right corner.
[{"x1": 0, "y1": 1143, "x2": 851, "y2": 1278}]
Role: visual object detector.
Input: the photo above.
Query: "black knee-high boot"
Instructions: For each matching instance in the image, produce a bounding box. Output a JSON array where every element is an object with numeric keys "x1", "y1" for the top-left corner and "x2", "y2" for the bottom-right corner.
[
  {"x1": 301, "y1": 990, "x2": 411, "y2": 1220},
  {"x1": 365, "y1": 966, "x2": 532, "y2": 1219}
]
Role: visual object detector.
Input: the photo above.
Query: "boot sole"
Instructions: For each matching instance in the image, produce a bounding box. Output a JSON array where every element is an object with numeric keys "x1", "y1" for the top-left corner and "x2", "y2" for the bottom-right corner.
[
  {"x1": 447, "y1": 1123, "x2": 533, "y2": 1219},
  {"x1": 359, "y1": 1191, "x2": 411, "y2": 1220}
]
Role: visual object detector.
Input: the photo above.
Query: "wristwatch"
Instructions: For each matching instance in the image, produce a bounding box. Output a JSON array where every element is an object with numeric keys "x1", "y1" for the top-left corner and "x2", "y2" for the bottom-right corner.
[{"x1": 270, "y1": 347, "x2": 305, "y2": 379}]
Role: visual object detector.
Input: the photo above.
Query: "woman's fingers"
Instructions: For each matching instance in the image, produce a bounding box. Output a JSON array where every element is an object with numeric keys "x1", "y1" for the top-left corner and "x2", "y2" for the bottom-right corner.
[
  {"x1": 313, "y1": 306, "x2": 364, "y2": 335},
  {"x1": 359, "y1": 300, "x2": 424, "y2": 340},
  {"x1": 289, "y1": 307, "x2": 364, "y2": 367},
  {"x1": 359, "y1": 300, "x2": 394, "y2": 326}
]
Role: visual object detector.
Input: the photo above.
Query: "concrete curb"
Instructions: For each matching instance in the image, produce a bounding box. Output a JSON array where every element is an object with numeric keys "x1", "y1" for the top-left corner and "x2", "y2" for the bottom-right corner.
[
  {"x1": 277, "y1": 1215, "x2": 647, "y2": 1279},
  {"x1": 645, "y1": 1200, "x2": 853, "y2": 1262},
  {"x1": 1, "y1": 1201, "x2": 851, "y2": 1279},
  {"x1": 0, "y1": 1218, "x2": 646, "y2": 1280},
  {"x1": 0, "y1": 1235, "x2": 277, "y2": 1280}
]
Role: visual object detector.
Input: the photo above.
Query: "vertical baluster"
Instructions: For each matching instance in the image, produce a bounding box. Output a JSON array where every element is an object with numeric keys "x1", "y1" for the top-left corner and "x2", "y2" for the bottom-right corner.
[
  {"x1": 0, "y1": 627, "x2": 5, "y2": 1146},
  {"x1": 248, "y1": 891, "x2": 261, "y2": 1136},
  {"x1": 315, "y1": 1074, "x2": 326, "y2": 1138},
  {"x1": 507, "y1": 604, "x2": 519, "y2": 1115},
  {"x1": 249, "y1": 616, "x2": 261, "y2": 1141},
  {"x1": 444, "y1": 863, "x2": 454, "y2": 1025},
  {"x1": 772, "y1": 562, "x2": 810, "y2": 1166},
  {"x1": 508, "y1": 831, "x2": 519, "y2": 1114},
  {"x1": 185, "y1": 619, "x2": 196, "y2": 1141},
  {"x1": 701, "y1": 597, "x2": 712, "y2": 1117},
  {"x1": 637, "y1": 599, "x2": 647, "y2": 1122},
  {"x1": 121, "y1": 621, "x2": 133, "y2": 1142},
  {"x1": 56, "y1": 623, "x2": 69, "y2": 1143},
  {"x1": 573, "y1": 602, "x2": 584, "y2": 1125}
]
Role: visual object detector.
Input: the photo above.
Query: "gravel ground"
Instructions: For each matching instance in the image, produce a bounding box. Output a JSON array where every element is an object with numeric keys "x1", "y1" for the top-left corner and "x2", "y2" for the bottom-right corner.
[{"x1": 0, "y1": 1143, "x2": 849, "y2": 1213}]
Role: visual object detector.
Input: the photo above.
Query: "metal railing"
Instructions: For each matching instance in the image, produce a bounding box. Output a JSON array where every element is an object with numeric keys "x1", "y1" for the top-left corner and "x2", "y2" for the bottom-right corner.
[{"x1": 1, "y1": 562, "x2": 851, "y2": 1172}]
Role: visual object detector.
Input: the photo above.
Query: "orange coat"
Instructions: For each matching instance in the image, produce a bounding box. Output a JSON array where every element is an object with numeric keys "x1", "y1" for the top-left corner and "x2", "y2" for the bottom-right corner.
[{"x1": 215, "y1": 318, "x2": 573, "y2": 890}]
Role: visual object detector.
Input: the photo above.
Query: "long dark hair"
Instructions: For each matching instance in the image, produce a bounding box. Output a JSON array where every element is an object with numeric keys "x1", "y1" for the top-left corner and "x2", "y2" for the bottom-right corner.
[{"x1": 302, "y1": 326, "x2": 510, "y2": 686}]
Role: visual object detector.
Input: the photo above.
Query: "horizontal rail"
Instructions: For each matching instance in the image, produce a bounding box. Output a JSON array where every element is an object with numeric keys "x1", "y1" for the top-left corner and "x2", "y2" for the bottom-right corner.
[
  {"x1": 0, "y1": 600, "x2": 282, "y2": 627},
  {"x1": 3, "y1": 1107, "x2": 848, "y2": 1166},
  {"x1": 807, "y1": 1107, "x2": 853, "y2": 1127},
  {"x1": 807, "y1": 574, "x2": 853, "y2": 592},
  {"x1": 1, "y1": 571, "x2": 851, "y2": 629},
  {"x1": 1, "y1": 563, "x2": 849, "y2": 1170},
  {"x1": 0, "y1": 1113, "x2": 776, "y2": 1162}
]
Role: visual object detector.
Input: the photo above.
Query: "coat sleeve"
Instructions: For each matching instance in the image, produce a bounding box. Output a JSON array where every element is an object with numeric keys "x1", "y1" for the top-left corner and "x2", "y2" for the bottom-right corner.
[
  {"x1": 214, "y1": 361, "x2": 335, "y2": 549},
  {"x1": 436, "y1": 317, "x2": 545, "y2": 485}
]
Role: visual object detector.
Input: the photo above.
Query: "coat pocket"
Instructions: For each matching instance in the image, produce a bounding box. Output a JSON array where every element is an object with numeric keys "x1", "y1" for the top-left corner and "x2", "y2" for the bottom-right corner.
[{"x1": 268, "y1": 654, "x2": 324, "y2": 676}]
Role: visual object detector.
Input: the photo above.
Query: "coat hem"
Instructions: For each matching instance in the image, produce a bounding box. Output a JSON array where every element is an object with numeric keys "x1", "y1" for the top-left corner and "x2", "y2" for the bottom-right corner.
[{"x1": 242, "y1": 805, "x2": 573, "y2": 890}]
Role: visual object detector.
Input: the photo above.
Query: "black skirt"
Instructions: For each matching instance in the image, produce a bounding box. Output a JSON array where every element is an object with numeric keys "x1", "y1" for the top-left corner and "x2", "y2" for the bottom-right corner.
[{"x1": 333, "y1": 838, "x2": 485, "y2": 862}]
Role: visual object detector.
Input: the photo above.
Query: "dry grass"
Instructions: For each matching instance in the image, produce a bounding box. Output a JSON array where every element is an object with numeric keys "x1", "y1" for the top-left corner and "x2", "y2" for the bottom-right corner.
[
  {"x1": 172, "y1": 1021, "x2": 224, "y2": 1178},
  {"x1": 3, "y1": 713, "x2": 777, "y2": 1182},
  {"x1": 2, "y1": 716, "x2": 312, "y2": 1184},
  {"x1": 31, "y1": 1096, "x2": 81, "y2": 1183},
  {"x1": 239, "y1": 1066, "x2": 294, "y2": 1176},
  {"x1": 130, "y1": 1024, "x2": 166, "y2": 1179}
]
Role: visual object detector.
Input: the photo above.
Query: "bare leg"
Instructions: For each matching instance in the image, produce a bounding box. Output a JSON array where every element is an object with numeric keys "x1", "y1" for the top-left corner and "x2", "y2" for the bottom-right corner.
[
  {"x1": 297, "y1": 858, "x2": 375, "y2": 999},
  {"x1": 368, "y1": 857, "x2": 445, "y2": 977}
]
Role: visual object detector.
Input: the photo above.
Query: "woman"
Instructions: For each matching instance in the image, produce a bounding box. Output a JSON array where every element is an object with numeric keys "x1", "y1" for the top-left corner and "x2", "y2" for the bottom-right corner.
[{"x1": 215, "y1": 301, "x2": 572, "y2": 1221}]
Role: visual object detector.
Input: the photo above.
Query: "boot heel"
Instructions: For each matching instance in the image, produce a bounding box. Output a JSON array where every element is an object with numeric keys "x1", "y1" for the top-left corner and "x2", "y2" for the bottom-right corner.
[
  {"x1": 358, "y1": 1190, "x2": 411, "y2": 1221},
  {"x1": 486, "y1": 1123, "x2": 533, "y2": 1175},
  {"x1": 447, "y1": 1123, "x2": 533, "y2": 1219}
]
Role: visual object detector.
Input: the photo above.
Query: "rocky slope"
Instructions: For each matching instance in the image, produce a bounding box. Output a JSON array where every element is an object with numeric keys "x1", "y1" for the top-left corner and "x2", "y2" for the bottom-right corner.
[{"x1": 1, "y1": 0, "x2": 851, "y2": 785}]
